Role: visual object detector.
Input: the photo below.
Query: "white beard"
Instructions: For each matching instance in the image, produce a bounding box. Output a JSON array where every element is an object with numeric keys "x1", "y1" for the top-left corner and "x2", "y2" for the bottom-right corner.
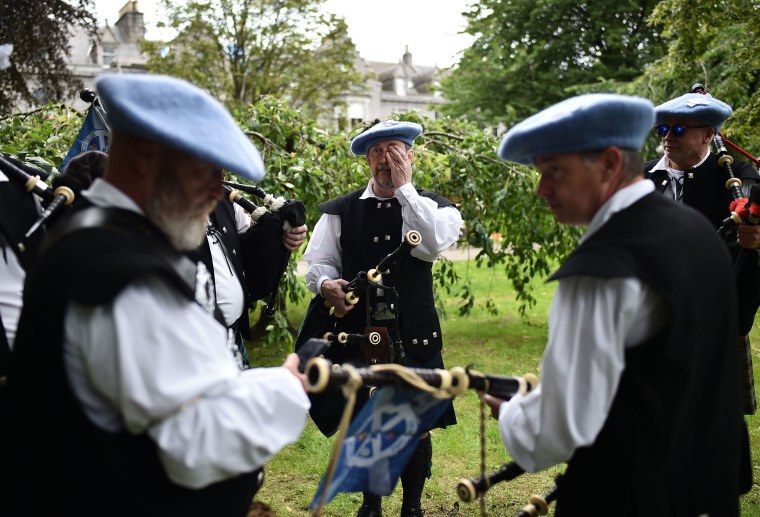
[{"x1": 144, "y1": 184, "x2": 214, "y2": 251}]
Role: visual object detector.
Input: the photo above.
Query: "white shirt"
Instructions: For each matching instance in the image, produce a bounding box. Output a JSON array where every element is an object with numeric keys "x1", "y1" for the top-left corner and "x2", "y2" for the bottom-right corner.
[
  {"x1": 304, "y1": 181, "x2": 463, "y2": 294},
  {"x1": 498, "y1": 181, "x2": 667, "y2": 472},
  {"x1": 0, "y1": 170, "x2": 40, "y2": 348},
  {"x1": 208, "y1": 203, "x2": 251, "y2": 326},
  {"x1": 0, "y1": 246, "x2": 24, "y2": 348},
  {"x1": 63, "y1": 179, "x2": 310, "y2": 489}
]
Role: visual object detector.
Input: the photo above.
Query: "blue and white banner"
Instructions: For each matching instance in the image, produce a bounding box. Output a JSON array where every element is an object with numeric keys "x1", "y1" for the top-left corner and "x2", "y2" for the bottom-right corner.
[
  {"x1": 310, "y1": 384, "x2": 449, "y2": 509},
  {"x1": 60, "y1": 104, "x2": 110, "y2": 172}
]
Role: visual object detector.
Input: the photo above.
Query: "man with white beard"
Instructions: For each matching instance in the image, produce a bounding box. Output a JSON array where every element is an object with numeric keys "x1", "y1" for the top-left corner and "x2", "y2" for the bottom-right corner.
[{"x1": 2, "y1": 73, "x2": 310, "y2": 517}]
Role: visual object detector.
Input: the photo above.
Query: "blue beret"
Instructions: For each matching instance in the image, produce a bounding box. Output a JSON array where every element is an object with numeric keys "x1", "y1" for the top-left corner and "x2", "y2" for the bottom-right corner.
[
  {"x1": 654, "y1": 93, "x2": 732, "y2": 133},
  {"x1": 350, "y1": 120, "x2": 422, "y2": 156},
  {"x1": 498, "y1": 94, "x2": 654, "y2": 165},
  {"x1": 95, "y1": 73, "x2": 264, "y2": 181}
]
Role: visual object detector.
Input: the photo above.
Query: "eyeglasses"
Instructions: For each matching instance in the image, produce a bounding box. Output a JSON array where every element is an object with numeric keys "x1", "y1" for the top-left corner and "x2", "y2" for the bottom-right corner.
[{"x1": 653, "y1": 124, "x2": 708, "y2": 138}]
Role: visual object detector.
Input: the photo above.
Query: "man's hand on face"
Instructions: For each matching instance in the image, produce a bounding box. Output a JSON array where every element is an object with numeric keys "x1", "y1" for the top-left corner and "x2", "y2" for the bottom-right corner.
[{"x1": 386, "y1": 143, "x2": 413, "y2": 189}]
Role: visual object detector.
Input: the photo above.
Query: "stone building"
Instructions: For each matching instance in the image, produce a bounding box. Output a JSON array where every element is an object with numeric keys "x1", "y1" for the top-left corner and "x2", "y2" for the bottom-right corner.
[
  {"x1": 65, "y1": 2, "x2": 445, "y2": 124},
  {"x1": 322, "y1": 46, "x2": 446, "y2": 130},
  {"x1": 66, "y1": 1, "x2": 147, "y2": 110}
]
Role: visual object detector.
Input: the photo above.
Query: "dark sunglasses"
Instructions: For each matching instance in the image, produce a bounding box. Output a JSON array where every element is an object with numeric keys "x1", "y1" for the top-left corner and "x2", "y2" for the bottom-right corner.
[{"x1": 653, "y1": 124, "x2": 708, "y2": 138}]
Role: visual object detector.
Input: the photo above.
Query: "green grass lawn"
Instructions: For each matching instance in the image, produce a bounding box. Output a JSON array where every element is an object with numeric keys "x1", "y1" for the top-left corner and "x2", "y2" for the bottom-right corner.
[{"x1": 247, "y1": 258, "x2": 760, "y2": 516}]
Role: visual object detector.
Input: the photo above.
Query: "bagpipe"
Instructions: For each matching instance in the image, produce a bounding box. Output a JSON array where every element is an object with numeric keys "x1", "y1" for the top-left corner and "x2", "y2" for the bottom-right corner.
[
  {"x1": 0, "y1": 88, "x2": 111, "y2": 253},
  {"x1": 513, "y1": 486, "x2": 558, "y2": 517},
  {"x1": 220, "y1": 180, "x2": 306, "y2": 313},
  {"x1": 690, "y1": 84, "x2": 760, "y2": 231},
  {"x1": 690, "y1": 84, "x2": 760, "y2": 342},
  {"x1": 457, "y1": 461, "x2": 526, "y2": 503},
  {"x1": 321, "y1": 330, "x2": 382, "y2": 346},
  {"x1": 304, "y1": 356, "x2": 539, "y2": 401},
  {"x1": 304, "y1": 354, "x2": 543, "y2": 513},
  {"x1": 324, "y1": 229, "x2": 422, "y2": 315},
  {"x1": 294, "y1": 228, "x2": 424, "y2": 373},
  {"x1": 0, "y1": 154, "x2": 74, "y2": 252},
  {"x1": 457, "y1": 460, "x2": 560, "y2": 516}
]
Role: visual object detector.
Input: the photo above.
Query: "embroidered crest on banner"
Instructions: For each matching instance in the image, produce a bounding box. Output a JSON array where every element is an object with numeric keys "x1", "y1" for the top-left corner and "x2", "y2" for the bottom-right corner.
[
  {"x1": 81, "y1": 130, "x2": 110, "y2": 153},
  {"x1": 343, "y1": 399, "x2": 418, "y2": 468}
]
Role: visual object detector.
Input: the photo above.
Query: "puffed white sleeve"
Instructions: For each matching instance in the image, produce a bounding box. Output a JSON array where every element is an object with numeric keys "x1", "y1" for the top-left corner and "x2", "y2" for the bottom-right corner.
[
  {"x1": 304, "y1": 213, "x2": 343, "y2": 294},
  {"x1": 497, "y1": 275, "x2": 663, "y2": 472},
  {"x1": 394, "y1": 183, "x2": 462, "y2": 262},
  {"x1": 233, "y1": 201, "x2": 252, "y2": 232},
  {"x1": 67, "y1": 276, "x2": 310, "y2": 489}
]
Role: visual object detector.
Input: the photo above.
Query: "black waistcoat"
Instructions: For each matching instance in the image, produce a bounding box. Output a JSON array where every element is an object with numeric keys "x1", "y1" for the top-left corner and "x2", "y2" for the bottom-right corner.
[
  {"x1": 2, "y1": 204, "x2": 259, "y2": 517},
  {"x1": 549, "y1": 193, "x2": 747, "y2": 516},
  {"x1": 319, "y1": 188, "x2": 453, "y2": 364}
]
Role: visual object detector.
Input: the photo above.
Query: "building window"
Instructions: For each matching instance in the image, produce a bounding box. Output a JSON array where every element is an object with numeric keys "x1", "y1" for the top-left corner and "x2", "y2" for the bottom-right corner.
[
  {"x1": 394, "y1": 77, "x2": 405, "y2": 96},
  {"x1": 348, "y1": 102, "x2": 365, "y2": 127},
  {"x1": 102, "y1": 46, "x2": 115, "y2": 66}
]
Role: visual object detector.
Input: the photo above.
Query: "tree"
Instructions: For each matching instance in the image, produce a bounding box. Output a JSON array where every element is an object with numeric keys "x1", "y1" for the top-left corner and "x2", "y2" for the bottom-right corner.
[
  {"x1": 440, "y1": 0, "x2": 667, "y2": 127},
  {"x1": 0, "y1": 0, "x2": 98, "y2": 115},
  {"x1": 627, "y1": 0, "x2": 760, "y2": 154},
  {"x1": 142, "y1": 0, "x2": 366, "y2": 117},
  {"x1": 2, "y1": 97, "x2": 580, "y2": 346}
]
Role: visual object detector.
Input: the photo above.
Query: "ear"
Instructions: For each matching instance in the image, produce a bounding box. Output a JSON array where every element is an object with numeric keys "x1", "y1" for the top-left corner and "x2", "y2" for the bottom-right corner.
[
  {"x1": 703, "y1": 128, "x2": 715, "y2": 145},
  {"x1": 407, "y1": 148, "x2": 415, "y2": 163},
  {"x1": 599, "y1": 147, "x2": 623, "y2": 181},
  {"x1": 132, "y1": 139, "x2": 159, "y2": 179}
]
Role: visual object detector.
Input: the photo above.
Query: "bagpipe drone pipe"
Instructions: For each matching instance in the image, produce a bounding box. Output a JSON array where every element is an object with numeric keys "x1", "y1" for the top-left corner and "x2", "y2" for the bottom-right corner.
[
  {"x1": 0, "y1": 89, "x2": 110, "y2": 258},
  {"x1": 304, "y1": 356, "x2": 539, "y2": 401},
  {"x1": 691, "y1": 83, "x2": 760, "y2": 336},
  {"x1": 457, "y1": 460, "x2": 561, "y2": 516},
  {"x1": 220, "y1": 180, "x2": 306, "y2": 312},
  {"x1": 512, "y1": 486, "x2": 558, "y2": 517},
  {"x1": 0, "y1": 154, "x2": 73, "y2": 256},
  {"x1": 320, "y1": 229, "x2": 423, "y2": 315},
  {"x1": 294, "y1": 228, "x2": 422, "y2": 347},
  {"x1": 303, "y1": 354, "x2": 539, "y2": 435}
]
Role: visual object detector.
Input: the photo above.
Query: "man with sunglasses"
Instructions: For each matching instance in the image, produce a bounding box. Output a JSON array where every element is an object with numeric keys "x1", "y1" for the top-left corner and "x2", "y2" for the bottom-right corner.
[{"x1": 644, "y1": 91, "x2": 760, "y2": 416}]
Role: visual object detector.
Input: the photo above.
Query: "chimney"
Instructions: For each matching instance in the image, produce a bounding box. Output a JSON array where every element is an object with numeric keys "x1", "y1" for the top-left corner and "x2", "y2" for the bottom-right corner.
[
  {"x1": 403, "y1": 45, "x2": 412, "y2": 66},
  {"x1": 115, "y1": 1, "x2": 146, "y2": 44}
]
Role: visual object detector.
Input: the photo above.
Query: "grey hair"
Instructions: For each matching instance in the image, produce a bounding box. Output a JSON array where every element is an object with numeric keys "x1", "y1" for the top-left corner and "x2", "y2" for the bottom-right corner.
[{"x1": 580, "y1": 148, "x2": 643, "y2": 180}]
